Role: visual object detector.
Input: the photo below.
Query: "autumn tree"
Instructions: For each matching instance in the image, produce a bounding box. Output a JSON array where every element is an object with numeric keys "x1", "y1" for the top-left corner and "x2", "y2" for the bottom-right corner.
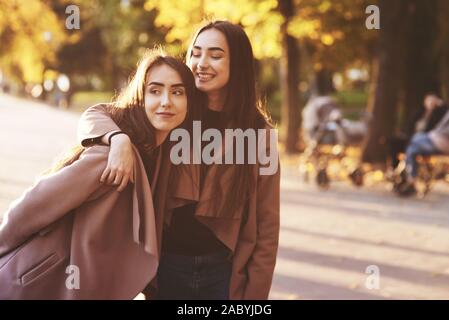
[
  {"x1": 278, "y1": 0, "x2": 301, "y2": 152},
  {"x1": 361, "y1": 0, "x2": 449, "y2": 164},
  {"x1": 401, "y1": 0, "x2": 441, "y2": 137},
  {"x1": 0, "y1": 0, "x2": 65, "y2": 85},
  {"x1": 53, "y1": 0, "x2": 165, "y2": 91},
  {"x1": 361, "y1": 0, "x2": 407, "y2": 163},
  {"x1": 288, "y1": 0, "x2": 376, "y2": 96}
]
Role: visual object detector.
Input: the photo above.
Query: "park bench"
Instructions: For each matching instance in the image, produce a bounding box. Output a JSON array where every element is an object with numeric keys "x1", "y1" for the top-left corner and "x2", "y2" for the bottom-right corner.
[{"x1": 393, "y1": 153, "x2": 449, "y2": 197}]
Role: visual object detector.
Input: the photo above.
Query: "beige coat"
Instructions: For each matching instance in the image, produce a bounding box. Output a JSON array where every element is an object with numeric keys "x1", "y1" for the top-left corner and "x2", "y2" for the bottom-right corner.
[
  {"x1": 0, "y1": 145, "x2": 159, "y2": 299},
  {"x1": 77, "y1": 103, "x2": 280, "y2": 300}
]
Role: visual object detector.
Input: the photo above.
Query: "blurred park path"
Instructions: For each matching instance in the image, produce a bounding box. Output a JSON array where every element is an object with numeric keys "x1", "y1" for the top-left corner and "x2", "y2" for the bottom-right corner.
[
  {"x1": 0, "y1": 93, "x2": 79, "y2": 214},
  {"x1": 1, "y1": 93, "x2": 449, "y2": 300},
  {"x1": 272, "y1": 167, "x2": 449, "y2": 299}
]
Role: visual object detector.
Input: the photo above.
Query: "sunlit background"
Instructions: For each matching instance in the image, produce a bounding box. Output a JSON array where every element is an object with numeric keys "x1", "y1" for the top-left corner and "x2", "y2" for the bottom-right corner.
[{"x1": 1, "y1": 0, "x2": 449, "y2": 299}]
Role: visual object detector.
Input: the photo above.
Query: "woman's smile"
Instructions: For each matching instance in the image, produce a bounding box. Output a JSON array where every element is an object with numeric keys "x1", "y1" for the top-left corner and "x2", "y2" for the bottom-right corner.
[
  {"x1": 156, "y1": 111, "x2": 176, "y2": 118},
  {"x1": 196, "y1": 72, "x2": 215, "y2": 82}
]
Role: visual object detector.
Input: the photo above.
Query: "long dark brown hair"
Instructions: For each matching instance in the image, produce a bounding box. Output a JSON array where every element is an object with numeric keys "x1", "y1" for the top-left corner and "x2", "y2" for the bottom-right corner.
[
  {"x1": 187, "y1": 20, "x2": 274, "y2": 220},
  {"x1": 47, "y1": 48, "x2": 197, "y2": 174}
]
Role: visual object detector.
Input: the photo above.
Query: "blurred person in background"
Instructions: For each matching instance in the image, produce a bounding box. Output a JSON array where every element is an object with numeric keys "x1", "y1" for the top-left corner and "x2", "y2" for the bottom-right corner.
[
  {"x1": 388, "y1": 93, "x2": 449, "y2": 171},
  {"x1": 396, "y1": 95, "x2": 449, "y2": 196}
]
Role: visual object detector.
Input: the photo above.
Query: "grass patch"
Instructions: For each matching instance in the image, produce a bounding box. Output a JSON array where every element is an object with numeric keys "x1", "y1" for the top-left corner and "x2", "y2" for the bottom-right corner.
[
  {"x1": 334, "y1": 90, "x2": 368, "y2": 120},
  {"x1": 334, "y1": 90, "x2": 368, "y2": 109}
]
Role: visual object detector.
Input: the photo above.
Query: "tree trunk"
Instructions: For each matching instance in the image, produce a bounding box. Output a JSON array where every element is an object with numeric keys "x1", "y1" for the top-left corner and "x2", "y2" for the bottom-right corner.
[
  {"x1": 437, "y1": 0, "x2": 449, "y2": 101},
  {"x1": 361, "y1": 0, "x2": 407, "y2": 163},
  {"x1": 278, "y1": 0, "x2": 301, "y2": 153},
  {"x1": 402, "y1": 0, "x2": 440, "y2": 137},
  {"x1": 442, "y1": 55, "x2": 449, "y2": 102}
]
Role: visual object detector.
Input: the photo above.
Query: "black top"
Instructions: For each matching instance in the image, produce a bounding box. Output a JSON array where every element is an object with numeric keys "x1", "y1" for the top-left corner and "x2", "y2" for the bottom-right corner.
[
  {"x1": 140, "y1": 145, "x2": 161, "y2": 186},
  {"x1": 162, "y1": 108, "x2": 230, "y2": 256},
  {"x1": 406, "y1": 104, "x2": 449, "y2": 137}
]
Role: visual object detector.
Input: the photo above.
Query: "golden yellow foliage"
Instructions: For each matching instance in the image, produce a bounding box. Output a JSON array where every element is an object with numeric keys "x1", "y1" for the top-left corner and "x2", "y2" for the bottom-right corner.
[
  {"x1": 0, "y1": 0, "x2": 66, "y2": 82},
  {"x1": 144, "y1": 0, "x2": 283, "y2": 58}
]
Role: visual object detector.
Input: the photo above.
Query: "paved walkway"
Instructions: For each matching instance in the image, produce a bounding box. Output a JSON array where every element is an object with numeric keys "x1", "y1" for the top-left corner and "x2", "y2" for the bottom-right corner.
[{"x1": 272, "y1": 168, "x2": 449, "y2": 299}]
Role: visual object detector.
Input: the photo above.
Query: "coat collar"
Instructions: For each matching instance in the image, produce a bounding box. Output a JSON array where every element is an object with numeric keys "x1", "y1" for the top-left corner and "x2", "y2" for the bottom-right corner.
[{"x1": 131, "y1": 145, "x2": 159, "y2": 256}]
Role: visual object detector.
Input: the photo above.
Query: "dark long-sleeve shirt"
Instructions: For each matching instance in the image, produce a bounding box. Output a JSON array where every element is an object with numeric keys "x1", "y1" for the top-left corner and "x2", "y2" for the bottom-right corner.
[{"x1": 162, "y1": 108, "x2": 230, "y2": 256}]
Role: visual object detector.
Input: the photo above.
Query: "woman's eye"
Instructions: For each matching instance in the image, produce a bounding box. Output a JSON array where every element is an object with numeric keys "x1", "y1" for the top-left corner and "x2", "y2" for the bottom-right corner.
[
  {"x1": 149, "y1": 88, "x2": 160, "y2": 94},
  {"x1": 173, "y1": 89, "x2": 185, "y2": 96},
  {"x1": 211, "y1": 56, "x2": 222, "y2": 60}
]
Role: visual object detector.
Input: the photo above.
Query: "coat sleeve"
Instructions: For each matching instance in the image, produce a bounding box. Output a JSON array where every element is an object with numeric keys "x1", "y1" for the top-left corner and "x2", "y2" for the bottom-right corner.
[
  {"x1": 0, "y1": 147, "x2": 108, "y2": 257},
  {"x1": 77, "y1": 103, "x2": 121, "y2": 147},
  {"x1": 243, "y1": 129, "x2": 281, "y2": 299}
]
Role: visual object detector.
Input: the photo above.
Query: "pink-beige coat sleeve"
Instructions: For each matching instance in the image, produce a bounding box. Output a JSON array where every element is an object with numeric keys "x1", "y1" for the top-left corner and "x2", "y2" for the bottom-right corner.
[
  {"x1": 77, "y1": 103, "x2": 120, "y2": 147},
  {"x1": 0, "y1": 148, "x2": 107, "y2": 257},
  {"x1": 241, "y1": 128, "x2": 280, "y2": 299}
]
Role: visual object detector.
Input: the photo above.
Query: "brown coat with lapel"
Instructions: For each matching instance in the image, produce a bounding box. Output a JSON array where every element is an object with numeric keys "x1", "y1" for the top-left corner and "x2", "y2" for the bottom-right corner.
[{"x1": 0, "y1": 145, "x2": 159, "y2": 299}]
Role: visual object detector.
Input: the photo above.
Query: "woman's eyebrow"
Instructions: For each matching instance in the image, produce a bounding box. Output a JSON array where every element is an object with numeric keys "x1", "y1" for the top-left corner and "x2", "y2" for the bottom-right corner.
[
  {"x1": 147, "y1": 82, "x2": 185, "y2": 88},
  {"x1": 193, "y1": 45, "x2": 225, "y2": 53},
  {"x1": 147, "y1": 82, "x2": 164, "y2": 87}
]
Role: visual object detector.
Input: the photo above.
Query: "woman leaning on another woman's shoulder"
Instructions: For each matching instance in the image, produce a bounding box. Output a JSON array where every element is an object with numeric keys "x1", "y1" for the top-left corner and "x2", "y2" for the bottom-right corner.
[{"x1": 0, "y1": 49, "x2": 198, "y2": 299}]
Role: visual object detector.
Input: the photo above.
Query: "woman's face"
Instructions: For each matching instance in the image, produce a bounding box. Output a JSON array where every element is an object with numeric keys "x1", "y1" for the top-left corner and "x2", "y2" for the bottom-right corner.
[
  {"x1": 424, "y1": 95, "x2": 440, "y2": 111},
  {"x1": 189, "y1": 28, "x2": 230, "y2": 94},
  {"x1": 144, "y1": 64, "x2": 188, "y2": 133}
]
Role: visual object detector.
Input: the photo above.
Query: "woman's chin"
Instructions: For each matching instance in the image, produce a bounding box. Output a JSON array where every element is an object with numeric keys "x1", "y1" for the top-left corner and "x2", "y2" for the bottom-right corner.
[
  {"x1": 153, "y1": 124, "x2": 172, "y2": 133},
  {"x1": 195, "y1": 80, "x2": 214, "y2": 92},
  {"x1": 195, "y1": 79, "x2": 227, "y2": 96},
  {"x1": 154, "y1": 122, "x2": 183, "y2": 133}
]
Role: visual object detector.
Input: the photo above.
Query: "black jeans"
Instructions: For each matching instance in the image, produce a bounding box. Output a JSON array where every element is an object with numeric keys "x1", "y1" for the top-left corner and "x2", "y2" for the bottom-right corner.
[{"x1": 156, "y1": 251, "x2": 232, "y2": 300}]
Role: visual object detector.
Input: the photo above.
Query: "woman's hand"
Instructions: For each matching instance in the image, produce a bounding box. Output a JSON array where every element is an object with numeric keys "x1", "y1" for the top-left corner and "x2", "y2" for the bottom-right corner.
[{"x1": 100, "y1": 133, "x2": 135, "y2": 191}]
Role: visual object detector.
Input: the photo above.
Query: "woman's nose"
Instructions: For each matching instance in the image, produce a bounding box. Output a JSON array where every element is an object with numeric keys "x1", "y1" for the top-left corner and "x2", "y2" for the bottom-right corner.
[
  {"x1": 197, "y1": 55, "x2": 209, "y2": 69},
  {"x1": 161, "y1": 91, "x2": 171, "y2": 108}
]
